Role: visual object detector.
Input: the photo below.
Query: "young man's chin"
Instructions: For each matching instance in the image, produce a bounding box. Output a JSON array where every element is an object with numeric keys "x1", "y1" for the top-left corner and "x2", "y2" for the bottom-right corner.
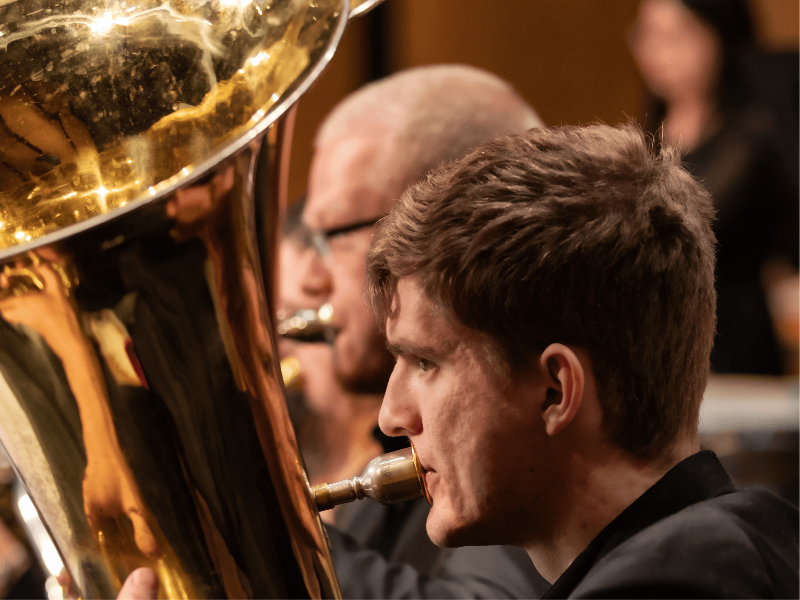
[{"x1": 426, "y1": 511, "x2": 489, "y2": 549}]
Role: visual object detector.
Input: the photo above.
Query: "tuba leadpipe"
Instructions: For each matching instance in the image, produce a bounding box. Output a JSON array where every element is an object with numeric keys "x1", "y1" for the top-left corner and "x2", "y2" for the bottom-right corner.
[{"x1": 0, "y1": 0, "x2": 357, "y2": 597}]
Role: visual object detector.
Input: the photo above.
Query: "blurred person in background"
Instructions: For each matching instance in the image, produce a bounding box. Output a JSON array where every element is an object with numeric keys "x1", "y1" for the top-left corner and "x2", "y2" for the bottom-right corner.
[
  {"x1": 285, "y1": 64, "x2": 549, "y2": 598},
  {"x1": 277, "y1": 197, "x2": 385, "y2": 495},
  {"x1": 629, "y1": 0, "x2": 799, "y2": 375}
]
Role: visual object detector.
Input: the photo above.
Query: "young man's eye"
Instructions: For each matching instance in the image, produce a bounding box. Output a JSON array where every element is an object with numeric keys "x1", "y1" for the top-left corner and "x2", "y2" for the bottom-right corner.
[{"x1": 419, "y1": 358, "x2": 431, "y2": 372}]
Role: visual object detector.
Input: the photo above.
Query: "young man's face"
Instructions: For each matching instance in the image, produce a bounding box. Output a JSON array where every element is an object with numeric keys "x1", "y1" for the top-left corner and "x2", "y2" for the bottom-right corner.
[{"x1": 379, "y1": 277, "x2": 555, "y2": 548}]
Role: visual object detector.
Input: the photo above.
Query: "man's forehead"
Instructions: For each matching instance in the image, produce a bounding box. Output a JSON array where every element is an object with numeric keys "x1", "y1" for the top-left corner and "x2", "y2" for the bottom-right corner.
[
  {"x1": 303, "y1": 184, "x2": 385, "y2": 231},
  {"x1": 303, "y1": 132, "x2": 397, "y2": 230},
  {"x1": 387, "y1": 277, "x2": 461, "y2": 355}
]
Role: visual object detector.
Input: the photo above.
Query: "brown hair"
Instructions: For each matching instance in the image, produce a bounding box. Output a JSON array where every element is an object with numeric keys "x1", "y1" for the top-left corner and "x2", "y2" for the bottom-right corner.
[{"x1": 366, "y1": 123, "x2": 717, "y2": 461}]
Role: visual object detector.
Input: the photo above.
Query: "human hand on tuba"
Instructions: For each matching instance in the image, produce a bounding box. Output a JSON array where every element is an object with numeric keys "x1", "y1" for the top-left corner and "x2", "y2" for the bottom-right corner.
[
  {"x1": 0, "y1": 248, "x2": 80, "y2": 356},
  {"x1": 117, "y1": 566, "x2": 159, "y2": 599}
]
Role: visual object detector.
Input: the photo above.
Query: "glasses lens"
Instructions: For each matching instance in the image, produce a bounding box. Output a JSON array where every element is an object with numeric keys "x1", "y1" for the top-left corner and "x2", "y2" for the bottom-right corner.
[{"x1": 311, "y1": 230, "x2": 332, "y2": 260}]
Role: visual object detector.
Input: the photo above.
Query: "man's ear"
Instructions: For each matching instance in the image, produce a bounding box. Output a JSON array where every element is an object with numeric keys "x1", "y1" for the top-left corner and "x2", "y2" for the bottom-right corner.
[{"x1": 539, "y1": 343, "x2": 585, "y2": 437}]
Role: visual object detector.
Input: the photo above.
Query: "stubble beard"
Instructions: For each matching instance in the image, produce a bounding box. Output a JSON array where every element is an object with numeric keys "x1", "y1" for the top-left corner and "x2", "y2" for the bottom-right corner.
[{"x1": 333, "y1": 345, "x2": 395, "y2": 395}]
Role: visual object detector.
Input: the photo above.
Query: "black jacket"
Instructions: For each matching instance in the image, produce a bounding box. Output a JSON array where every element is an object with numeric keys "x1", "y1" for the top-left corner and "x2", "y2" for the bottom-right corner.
[
  {"x1": 545, "y1": 451, "x2": 799, "y2": 599},
  {"x1": 327, "y1": 497, "x2": 549, "y2": 599}
]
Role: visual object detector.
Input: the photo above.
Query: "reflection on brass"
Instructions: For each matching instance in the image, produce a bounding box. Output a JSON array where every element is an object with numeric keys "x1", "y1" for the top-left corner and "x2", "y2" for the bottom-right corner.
[
  {"x1": 281, "y1": 355, "x2": 303, "y2": 392},
  {"x1": 350, "y1": 0, "x2": 387, "y2": 18},
  {"x1": 312, "y1": 446, "x2": 429, "y2": 511},
  {"x1": 0, "y1": 251, "x2": 77, "y2": 299},
  {"x1": 0, "y1": 0, "x2": 350, "y2": 598},
  {"x1": 0, "y1": 0, "x2": 342, "y2": 250}
]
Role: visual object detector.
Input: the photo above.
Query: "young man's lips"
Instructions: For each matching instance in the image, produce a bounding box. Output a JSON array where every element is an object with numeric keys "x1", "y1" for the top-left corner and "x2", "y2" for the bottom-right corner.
[{"x1": 422, "y1": 467, "x2": 435, "y2": 504}]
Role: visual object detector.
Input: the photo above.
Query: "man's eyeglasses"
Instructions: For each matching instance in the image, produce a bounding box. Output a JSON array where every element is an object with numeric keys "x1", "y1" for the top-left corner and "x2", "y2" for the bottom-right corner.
[{"x1": 310, "y1": 215, "x2": 384, "y2": 259}]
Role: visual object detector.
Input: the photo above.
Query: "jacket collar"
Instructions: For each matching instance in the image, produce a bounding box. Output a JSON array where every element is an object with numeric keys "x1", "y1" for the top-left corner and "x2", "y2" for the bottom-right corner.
[{"x1": 544, "y1": 450, "x2": 735, "y2": 599}]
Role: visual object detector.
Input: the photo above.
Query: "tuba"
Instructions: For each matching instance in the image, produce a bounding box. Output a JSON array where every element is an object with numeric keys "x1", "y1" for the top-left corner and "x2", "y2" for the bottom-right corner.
[{"x1": 0, "y1": 0, "x2": 381, "y2": 597}]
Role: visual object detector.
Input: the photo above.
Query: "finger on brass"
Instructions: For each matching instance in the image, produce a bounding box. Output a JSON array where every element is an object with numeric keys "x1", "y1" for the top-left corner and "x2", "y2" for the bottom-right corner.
[
  {"x1": 0, "y1": 89, "x2": 77, "y2": 166},
  {"x1": 59, "y1": 110, "x2": 99, "y2": 156},
  {"x1": 0, "y1": 127, "x2": 50, "y2": 178}
]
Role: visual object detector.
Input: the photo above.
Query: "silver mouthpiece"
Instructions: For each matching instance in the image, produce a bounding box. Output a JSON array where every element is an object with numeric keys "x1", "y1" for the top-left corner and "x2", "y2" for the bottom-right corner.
[
  {"x1": 277, "y1": 303, "x2": 334, "y2": 343},
  {"x1": 312, "y1": 445, "x2": 431, "y2": 511}
]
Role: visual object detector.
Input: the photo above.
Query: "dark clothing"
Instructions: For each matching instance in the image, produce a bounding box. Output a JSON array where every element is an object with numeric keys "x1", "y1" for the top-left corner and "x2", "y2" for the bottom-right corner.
[
  {"x1": 327, "y1": 497, "x2": 549, "y2": 598},
  {"x1": 682, "y1": 104, "x2": 798, "y2": 375},
  {"x1": 544, "y1": 451, "x2": 799, "y2": 599}
]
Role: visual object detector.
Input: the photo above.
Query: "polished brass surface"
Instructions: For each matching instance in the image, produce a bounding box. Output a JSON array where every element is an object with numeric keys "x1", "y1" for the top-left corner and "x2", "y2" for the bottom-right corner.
[
  {"x1": 0, "y1": 0, "x2": 344, "y2": 252},
  {"x1": 280, "y1": 355, "x2": 303, "y2": 391},
  {"x1": 312, "y1": 445, "x2": 429, "y2": 512},
  {"x1": 350, "y1": 0, "x2": 386, "y2": 18},
  {"x1": 0, "y1": 0, "x2": 350, "y2": 597}
]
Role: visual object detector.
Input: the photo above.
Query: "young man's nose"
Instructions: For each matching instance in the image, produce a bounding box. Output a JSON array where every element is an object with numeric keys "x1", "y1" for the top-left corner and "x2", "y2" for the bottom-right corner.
[{"x1": 379, "y1": 370, "x2": 423, "y2": 438}]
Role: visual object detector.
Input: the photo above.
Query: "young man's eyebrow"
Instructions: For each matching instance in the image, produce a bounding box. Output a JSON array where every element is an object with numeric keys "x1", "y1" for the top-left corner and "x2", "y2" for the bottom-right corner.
[{"x1": 385, "y1": 339, "x2": 439, "y2": 359}]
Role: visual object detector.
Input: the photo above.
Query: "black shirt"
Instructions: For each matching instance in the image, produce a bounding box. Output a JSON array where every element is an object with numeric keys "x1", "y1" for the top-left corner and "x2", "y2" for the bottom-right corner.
[{"x1": 545, "y1": 451, "x2": 799, "y2": 599}]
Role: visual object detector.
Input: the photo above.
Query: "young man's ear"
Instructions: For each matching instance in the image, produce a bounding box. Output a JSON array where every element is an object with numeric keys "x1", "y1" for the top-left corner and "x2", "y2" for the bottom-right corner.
[{"x1": 539, "y1": 343, "x2": 585, "y2": 437}]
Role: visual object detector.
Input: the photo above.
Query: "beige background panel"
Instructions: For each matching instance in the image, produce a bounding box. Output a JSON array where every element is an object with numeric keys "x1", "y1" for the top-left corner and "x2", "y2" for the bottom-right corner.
[{"x1": 287, "y1": 0, "x2": 799, "y2": 201}]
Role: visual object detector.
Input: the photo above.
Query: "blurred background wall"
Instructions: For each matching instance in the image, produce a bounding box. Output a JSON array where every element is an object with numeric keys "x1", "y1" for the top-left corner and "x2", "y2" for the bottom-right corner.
[{"x1": 287, "y1": 0, "x2": 799, "y2": 201}]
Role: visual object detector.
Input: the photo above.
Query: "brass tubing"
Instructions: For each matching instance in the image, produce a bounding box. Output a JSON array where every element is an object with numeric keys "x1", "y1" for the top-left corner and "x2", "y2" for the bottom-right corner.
[
  {"x1": 313, "y1": 480, "x2": 359, "y2": 512},
  {"x1": 0, "y1": 0, "x2": 351, "y2": 597}
]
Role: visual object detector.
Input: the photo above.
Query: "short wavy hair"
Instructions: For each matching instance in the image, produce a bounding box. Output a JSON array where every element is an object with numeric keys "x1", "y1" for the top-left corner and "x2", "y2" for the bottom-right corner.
[{"x1": 366, "y1": 123, "x2": 717, "y2": 462}]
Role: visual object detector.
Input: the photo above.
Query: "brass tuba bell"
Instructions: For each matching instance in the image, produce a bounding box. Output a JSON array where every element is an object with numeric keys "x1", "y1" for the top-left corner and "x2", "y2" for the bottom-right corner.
[{"x1": 0, "y1": 0, "x2": 367, "y2": 597}]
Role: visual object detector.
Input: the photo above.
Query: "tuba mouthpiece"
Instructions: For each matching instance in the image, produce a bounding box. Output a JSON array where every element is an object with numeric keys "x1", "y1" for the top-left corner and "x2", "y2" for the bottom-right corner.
[
  {"x1": 278, "y1": 303, "x2": 335, "y2": 343},
  {"x1": 312, "y1": 445, "x2": 430, "y2": 511}
]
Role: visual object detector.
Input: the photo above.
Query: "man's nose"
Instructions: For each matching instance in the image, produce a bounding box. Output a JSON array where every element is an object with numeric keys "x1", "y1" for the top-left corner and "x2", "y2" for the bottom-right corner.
[
  {"x1": 299, "y1": 247, "x2": 332, "y2": 299},
  {"x1": 378, "y1": 368, "x2": 422, "y2": 438}
]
